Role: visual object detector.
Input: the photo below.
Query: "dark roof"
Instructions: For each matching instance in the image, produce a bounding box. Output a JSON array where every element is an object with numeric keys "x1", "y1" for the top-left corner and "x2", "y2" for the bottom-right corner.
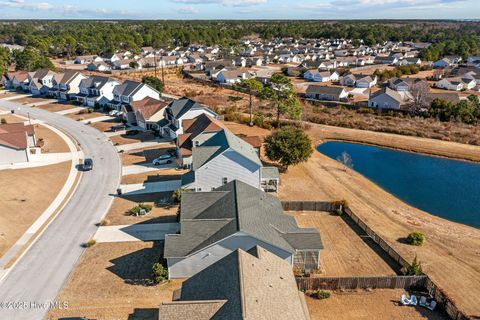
[
  {"x1": 167, "y1": 97, "x2": 212, "y2": 119},
  {"x1": 164, "y1": 180, "x2": 322, "y2": 258},
  {"x1": 306, "y1": 85, "x2": 346, "y2": 96},
  {"x1": 160, "y1": 246, "x2": 310, "y2": 320}
]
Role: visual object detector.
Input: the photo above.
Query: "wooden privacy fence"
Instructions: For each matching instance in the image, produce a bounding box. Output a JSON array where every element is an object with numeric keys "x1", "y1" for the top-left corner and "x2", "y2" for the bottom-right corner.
[
  {"x1": 281, "y1": 200, "x2": 338, "y2": 212},
  {"x1": 296, "y1": 276, "x2": 428, "y2": 291},
  {"x1": 286, "y1": 200, "x2": 475, "y2": 320}
]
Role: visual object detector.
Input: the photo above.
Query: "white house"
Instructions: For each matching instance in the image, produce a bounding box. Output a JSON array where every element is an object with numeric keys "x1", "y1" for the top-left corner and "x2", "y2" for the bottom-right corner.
[
  {"x1": 108, "y1": 80, "x2": 160, "y2": 111},
  {"x1": 436, "y1": 77, "x2": 477, "y2": 91},
  {"x1": 216, "y1": 69, "x2": 252, "y2": 84},
  {"x1": 0, "y1": 123, "x2": 36, "y2": 165},
  {"x1": 368, "y1": 87, "x2": 412, "y2": 110},
  {"x1": 303, "y1": 70, "x2": 338, "y2": 82},
  {"x1": 27, "y1": 69, "x2": 56, "y2": 96},
  {"x1": 76, "y1": 76, "x2": 119, "y2": 107},
  {"x1": 53, "y1": 71, "x2": 88, "y2": 101}
]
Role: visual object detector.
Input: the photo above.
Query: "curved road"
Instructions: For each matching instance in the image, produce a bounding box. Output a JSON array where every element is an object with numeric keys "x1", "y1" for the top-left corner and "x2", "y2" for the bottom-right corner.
[{"x1": 0, "y1": 100, "x2": 122, "y2": 320}]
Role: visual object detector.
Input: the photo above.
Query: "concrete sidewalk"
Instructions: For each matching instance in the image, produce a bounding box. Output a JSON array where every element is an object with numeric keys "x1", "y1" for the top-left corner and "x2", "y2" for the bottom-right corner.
[
  {"x1": 0, "y1": 152, "x2": 79, "y2": 170},
  {"x1": 122, "y1": 162, "x2": 177, "y2": 175},
  {"x1": 81, "y1": 115, "x2": 116, "y2": 124},
  {"x1": 0, "y1": 122, "x2": 82, "y2": 272},
  {"x1": 55, "y1": 106, "x2": 86, "y2": 115},
  {"x1": 120, "y1": 180, "x2": 181, "y2": 195},
  {"x1": 94, "y1": 223, "x2": 179, "y2": 243},
  {"x1": 116, "y1": 140, "x2": 168, "y2": 152}
]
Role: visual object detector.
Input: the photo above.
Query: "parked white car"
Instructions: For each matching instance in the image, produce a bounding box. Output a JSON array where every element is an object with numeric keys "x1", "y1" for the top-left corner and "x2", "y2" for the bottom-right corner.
[{"x1": 152, "y1": 154, "x2": 173, "y2": 165}]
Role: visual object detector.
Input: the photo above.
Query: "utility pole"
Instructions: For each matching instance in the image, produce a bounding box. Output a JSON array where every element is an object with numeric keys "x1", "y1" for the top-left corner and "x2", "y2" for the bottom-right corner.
[
  {"x1": 154, "y1": 51, "x2": 157, "y2": 78},
  {"x1": 161, "y1": 56, "x2": 165, "y2": 84}
]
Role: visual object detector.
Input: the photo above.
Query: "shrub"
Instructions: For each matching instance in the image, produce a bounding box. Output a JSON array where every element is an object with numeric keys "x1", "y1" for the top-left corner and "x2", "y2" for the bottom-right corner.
[
  {"x1": 406, "y1": 256, "x2": 423, "y2": 275},
  {"x1": 312, "y1": 290, "x2": 331, "y2": 300},
  {"x1": 172, "y1": 188, "x2": 188, "y2": 203},
  {"x1": 407, "y1": 231, "x2": 425, "y2": 246},
  {"x1": 99, "y1": 219, "x2": 109, "y2": 226},
  {"x1": 0, "y1": 118, "x2": 7, "y2": 124},
  {"x1": 129, "y1": 203, "x2": 153, "y2": 216},
  {"x1": 85, "y1": 239, "x2": 96, "y2": 247},
  {"x1": 152, "y1": 262, "x2": 168, "y2": 284}
]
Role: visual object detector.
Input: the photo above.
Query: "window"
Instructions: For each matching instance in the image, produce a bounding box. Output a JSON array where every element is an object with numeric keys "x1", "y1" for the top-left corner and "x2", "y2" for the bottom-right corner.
[{"x1": 222, "y1": 177, "x2": 228, "y2": 185}]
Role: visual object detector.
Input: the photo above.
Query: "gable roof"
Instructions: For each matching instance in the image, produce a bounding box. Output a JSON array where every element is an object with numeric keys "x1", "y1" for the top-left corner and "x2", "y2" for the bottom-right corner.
[
  {"x1": 0, "y1": 123, "x2": 35, "y2": 150},
  {"x1": 306, "y1": 85, "x2": 346, "y2": 96},
  {"x1": 164, "y1": 180, "x2": 322, "y2": 259},
  {"x1": 192, "y1": 129, "x2": 262, "y2": 170},
  {"x1": 178, "y1": 114, "x2": 226, "y2": 156},
  {"x1": 167, "y1": 97, "x2": 214, "y2": 119},
  {"x1": 130, "y1": 97, "x2": 168, "y2": 120},
  {"x1": 160, "y1": 246, "x2": 310, "y2": 320}
]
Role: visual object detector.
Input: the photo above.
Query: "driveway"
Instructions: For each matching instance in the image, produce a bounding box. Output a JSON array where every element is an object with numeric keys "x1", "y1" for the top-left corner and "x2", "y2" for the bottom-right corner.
[
  {"x1": 120, "y1": 180, "x2": 182, "y2": 195},
  {"x1": 0, "y1": 100, "x2": 121, "y2": 320},
  {"x1": 93, "y1": 223, "x2": 179, "y2": 243}
]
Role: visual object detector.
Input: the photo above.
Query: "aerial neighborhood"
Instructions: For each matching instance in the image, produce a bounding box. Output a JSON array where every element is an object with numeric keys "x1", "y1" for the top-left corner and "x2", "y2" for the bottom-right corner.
[{"x1": 0, "y1": 19, "x2": 480, "y2": 320}]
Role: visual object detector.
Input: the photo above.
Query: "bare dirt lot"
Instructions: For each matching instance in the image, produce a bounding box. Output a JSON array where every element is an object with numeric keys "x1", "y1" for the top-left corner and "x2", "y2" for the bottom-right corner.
[
  {"x1": 307, "y1": 289, "x2": 447, "y2": 320},
  {"x1": 276, "y1": 123, "x2": 480, "y2": 317},
  {"x1": 90, "y1": 119, "x2": 123, "y2": 132},
  {"x1": 0, "y1": 161, "x2": 71, "y2": 258},
  {"x1": 289, "y1": 211, "x2": 397, "y2": 276},
  {"x1": 47, "y1": 241, "x2": 183, "y2": 320},
  {"x1": 105, "y1": 192, "x2": 177, "y2": 226},
  {"x1": 16, "y1": 97, "x2": 49, "y2": 105},
  {"x1": 67, "y1": 110, "x2": 105, "y2": 121},
  {"x1": 34, "y1": 124, "x2": 70, "y2": 153}
]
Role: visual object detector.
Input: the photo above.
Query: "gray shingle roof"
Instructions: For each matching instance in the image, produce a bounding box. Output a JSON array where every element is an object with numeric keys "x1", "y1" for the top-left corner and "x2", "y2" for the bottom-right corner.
[
  {"x1": 164, "y1": 180, "x2": 322, "y2": 258},
  {"x1": 192, "y1": 129, "x2": 262, "y2": 170},
  {"x1": 160, "y1": 246, "x2": 310, "y2": 320}
]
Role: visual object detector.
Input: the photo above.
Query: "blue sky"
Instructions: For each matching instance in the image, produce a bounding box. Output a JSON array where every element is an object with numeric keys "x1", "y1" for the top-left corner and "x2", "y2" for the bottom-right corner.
[{"x1": 0, "y1": 0, "x2": 478, "y2": 19}]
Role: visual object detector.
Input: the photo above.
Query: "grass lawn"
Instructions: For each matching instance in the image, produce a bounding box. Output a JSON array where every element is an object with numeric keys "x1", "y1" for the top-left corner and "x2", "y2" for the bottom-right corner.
[
  {"x1": 306, "y1": 289, "x2": 447, "y2": 320},
  {"x1": 48, "y1": 241, "x2": 183, "y2": 320},
  {"x1": 0, "y1": 161, "x2": 71, "y2": 258},
  {"x1": 105, "y1": 192, "x2": 177, "y2": 226},
  {"x1": 290, "y1": 211, "x2": 398, "y2": 276}
]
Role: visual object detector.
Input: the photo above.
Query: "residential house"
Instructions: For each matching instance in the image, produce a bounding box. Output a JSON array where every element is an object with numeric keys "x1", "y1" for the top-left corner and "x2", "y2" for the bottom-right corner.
[
  {"x1": 354, "y1": 74, "x2": 377, "y2": 88},
  {"x1": 108, "y1": 80, "x2": 160, "y2": 111},
  {"x1": 101, "y1": 53, "x2": 120, "y2": 64},
  {"x1": 388, "y1": 77, "x2": 428, "y2": 92},
  {"x1": 124, "y1": 97, "x2": 168, "y2": 130},
  {"x1": 216, "y1": 69, "x2": 252, "y2": 84},
  {"x1": 159, "y1": 246, "x2": 311, "y2": 320},
  {"x1": 76, "y1": 76, "x2": 119, "y2": 107},
  {"x1": 86, "y1": 61, "x2": 111, "y2": 72},
  {"x1": 305, "y1": 85, "x2": 349, "y2": 101},
  {"x1": 74, "y1": 55, "x2": 99, "y2": 64},
  {"x1": 27, "y1": 69, "x2": 56, "y2": 96},
  {"x1": 160, "y1": 97, "x2": 218, "y2": 140},
  {"x1": 303, "y1": 70, "x2": 338, "y2": 82},
  {"x1": 374, "y1": 56, "x2": 398, "y2": 65},
  {"x1": 54, "y1": 71, "x2": 88, "y2": 101},
  {"x1": 436, "y1": 77, "x2": 477, "y2": 91},
  {"x1": 4, "y1": 71, "x2": 29, "y2": 90},
  {"x1": 0, "y1": 123, "x2": 36, "y2": 165},
  {"x1": 368, "y1": 87, "x2": 413, "y2": 110},
  {"x1": 339, "y1": 74, "x2": 357, "y2": 87},
  {"x1": 164, "y1": 180, "x2": 323, "y2": 279},
  {"x1": 176, "y1": 113, "x2": 226, "y2": 169}
]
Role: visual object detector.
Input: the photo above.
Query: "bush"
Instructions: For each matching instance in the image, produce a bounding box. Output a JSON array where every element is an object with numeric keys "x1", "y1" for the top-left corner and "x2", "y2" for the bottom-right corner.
[
  {"x1": 407, "y1": 231, "x2": 425, "y2": 246},
  {"x1": 129, "y1": 203, "x2": 153, "y2": 216},
  {"x1": 85, "y1": 239, "x2": 96, "y2": 247},
  {"x1": 0, "y1": 118, "x2": 7, "y2": 124},
  {"x1": 312, "y1": 290, "x2": 331, "y2": 300},
  {"x1": 152, "y1": 262, "x2": 168, "y2": 284},
  {"x1": 98, "y1": 219, "x2": 109, "y2": 226},
  {"x1": 406, "y1": 256, "x2": 423, "y2": 275}
]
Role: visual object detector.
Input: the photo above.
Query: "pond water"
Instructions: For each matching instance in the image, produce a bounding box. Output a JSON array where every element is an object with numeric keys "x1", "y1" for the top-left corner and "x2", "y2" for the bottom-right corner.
[{"x1": 317, "y1": 141, "x2": 480, "y2": 228}]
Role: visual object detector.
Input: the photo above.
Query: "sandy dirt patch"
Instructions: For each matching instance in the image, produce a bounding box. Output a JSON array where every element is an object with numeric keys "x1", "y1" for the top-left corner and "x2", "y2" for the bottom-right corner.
[
  {"x1": 34, "y1": 124, "x2": 70, "y2": 153},
  {"x1": 0, "y1": 114, "x2": 25, "y2": 124},
  {"x1": 110, "y1": 132, "x2": 160, "y2": 145},
  {"x1": 67, "y1": 111, "x2": 105, "y2": 121},
  {"x1": 90, "y1": 119, "x2": 123, "y2": 132},
  {"x1": 307, "y1": 289, "x2": 447, "y2": 320},
  {"x1": 289, "y1": 211, "x2": 397, "y2": 276},
  {"x1": 0, "y1": 161, "x2": 71, "y2": 258},
  {"x1": 37, "y1": 103, "x2": 76, "y2": 113}
]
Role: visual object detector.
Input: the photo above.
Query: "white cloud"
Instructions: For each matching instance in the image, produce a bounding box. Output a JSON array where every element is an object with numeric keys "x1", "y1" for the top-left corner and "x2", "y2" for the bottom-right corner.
[
  {"x1": 178, "y1": 6, "x2": 199, "y2": 14},
  {"x1": 172, "y1": 0, "x2": 267, "y2": 7}
]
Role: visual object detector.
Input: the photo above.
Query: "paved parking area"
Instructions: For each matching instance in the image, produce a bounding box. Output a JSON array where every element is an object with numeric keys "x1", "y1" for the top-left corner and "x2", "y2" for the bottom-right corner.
[{"x1": 93, "y1": 223, "x2": 179, "y2": 243}]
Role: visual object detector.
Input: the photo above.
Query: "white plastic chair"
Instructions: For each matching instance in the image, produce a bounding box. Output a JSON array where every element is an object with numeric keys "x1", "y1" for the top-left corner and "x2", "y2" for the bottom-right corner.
[
  {"x1": 410, "y1": 295, "x2": 418, "y2": 306},
  {"x1": 401, "y1": 293, "x2": 411, "y2": 305},
  {"x1": 419, "y1": 296, "x2": 427, "y2": 307},
  {"x1": 428, "y1": 300, "x2": 437, "y2": 311}
]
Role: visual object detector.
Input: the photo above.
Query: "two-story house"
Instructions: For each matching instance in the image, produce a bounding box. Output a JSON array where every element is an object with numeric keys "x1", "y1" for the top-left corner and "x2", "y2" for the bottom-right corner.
[
  {"x1": 27, "y1": 69, "x2": 56, "y2": 96},
  {"x1": 76, "y1": 76, "x2": 119, "y2": 107},
  {"x1": 108, "y1": 80, "x2": 160, "y2": 111},
  {"x1": 52, "y1": 71, "x2": 88, "y2": 101}
]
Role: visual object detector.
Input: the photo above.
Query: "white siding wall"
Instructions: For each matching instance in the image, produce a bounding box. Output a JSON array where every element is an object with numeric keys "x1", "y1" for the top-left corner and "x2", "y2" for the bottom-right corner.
[
  {"x1": 167, "y1": 232, "x2": 292, "y2": 279},
  {"x1": 132, "y1": 85, "x2": 160, "y2": 102},
  {"x1": 194, "y1": 150, "x2": 260, "y2": 191},
  {"x1": 177, "y1": 109, "x2": 217, "y2": 135},
  {"x1": 0, "y1": 146, "x2": 28, "y2": 164}
]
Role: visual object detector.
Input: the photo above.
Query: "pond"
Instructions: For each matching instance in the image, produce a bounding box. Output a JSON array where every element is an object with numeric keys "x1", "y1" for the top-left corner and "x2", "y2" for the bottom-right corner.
[{"x1": 317, "y1": 141, "x2": 480, "y2": 228}]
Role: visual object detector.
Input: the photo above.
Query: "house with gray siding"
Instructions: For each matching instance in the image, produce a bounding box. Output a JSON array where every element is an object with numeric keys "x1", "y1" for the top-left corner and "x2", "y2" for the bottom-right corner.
[
  {"x1": 164, "y1": 180, "x2": 323, "y2": 279},
  {"x1": 368, "y1": 87, "x2": 412, "y2": 110}
]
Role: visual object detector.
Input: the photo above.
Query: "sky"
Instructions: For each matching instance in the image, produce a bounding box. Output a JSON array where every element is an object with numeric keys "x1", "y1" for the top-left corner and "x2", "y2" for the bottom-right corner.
[{"x1": 0, "y1": 0, "x2": 479, "y2": 20}]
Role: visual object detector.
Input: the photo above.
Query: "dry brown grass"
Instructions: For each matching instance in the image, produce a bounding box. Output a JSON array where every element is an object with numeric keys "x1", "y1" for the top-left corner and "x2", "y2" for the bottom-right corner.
[
  {"x1": 34, "y1": 124, "x2": 70, "y2": 153},
  {"x1": 306, "y1": 289, "x2": 448, "y2": 320},
  {"x1": 67, "y1": 111, "x2": 105, "y2": 121},
  {"x1": 37, "y1": 103, "x2": 75, "y2": 113},
  {"x1": 110, "y1": 132, "x2": 159, "y2": 145},
  {"x1": 0, "y1": 161, "x2": 71, "y2": 258},
  {"x1": 90, "y1": 119, "x2": 123, "y2": 132},
  {"x1": 275, "y1": 123, "x2": 480, "y2": 316},
  {"x1": 47, "y1": 241, "x2": 183, "y2": 320},
  {"x1": 17, "y1": 97, "x2": 49, "y2": 105},
  {"x1": 105, "y1": 193, "x2": 177, "y2": 225},
  {"x1": 289, "y1": 211, "x2": 396, "y2": 276},
  {"x1": 0, "y1": 114, "x2": 25, "y2": 124}
]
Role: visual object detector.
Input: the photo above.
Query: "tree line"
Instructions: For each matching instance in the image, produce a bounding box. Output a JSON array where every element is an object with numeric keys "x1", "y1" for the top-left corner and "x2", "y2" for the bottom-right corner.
[{"x1": 0, "y1": 20, "x2": 479, "y2": 59}]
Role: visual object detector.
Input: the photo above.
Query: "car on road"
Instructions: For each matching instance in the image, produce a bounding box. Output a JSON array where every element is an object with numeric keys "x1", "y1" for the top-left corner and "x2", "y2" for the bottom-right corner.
[
  {"x1": 83, "y1": 158, "x2": 93, "y2": 171},
  {"x1": 152, "y1": 154, "x2": 173, "y2": 166}
]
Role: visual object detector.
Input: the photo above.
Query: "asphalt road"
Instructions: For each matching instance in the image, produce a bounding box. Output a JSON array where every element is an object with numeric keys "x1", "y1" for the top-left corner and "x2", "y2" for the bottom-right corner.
[{"x1": 0, "y1": 100, "x2": 122, "y2": 320}]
